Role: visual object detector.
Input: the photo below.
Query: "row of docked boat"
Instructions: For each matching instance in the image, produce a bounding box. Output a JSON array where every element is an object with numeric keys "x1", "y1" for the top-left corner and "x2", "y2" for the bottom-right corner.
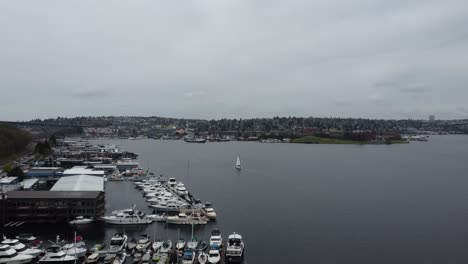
[
  {"x1": 93, "y1": 229, "x2": 244, "y2": 264},
  {"x1": 136, "y1": 176, "x2": 217, "y2": 224},
  {"x1": 0, "y1": 234, "x2": 91, "y2": 264}
]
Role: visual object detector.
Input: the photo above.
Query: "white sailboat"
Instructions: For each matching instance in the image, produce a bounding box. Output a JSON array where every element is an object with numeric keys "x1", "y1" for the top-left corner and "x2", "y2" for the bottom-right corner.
[{"x1": 235, "y1": 154, "x2": 241, "y2": 170}]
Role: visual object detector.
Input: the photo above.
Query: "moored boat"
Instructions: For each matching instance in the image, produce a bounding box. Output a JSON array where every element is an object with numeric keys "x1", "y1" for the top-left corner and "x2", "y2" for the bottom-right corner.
[
  {"x1": 225, "y1": 233, "x2": 244, "y2": 263},
  {"x1": 0, "y1": 244, "x2": 34, "y2": 264},
  {"x1": 69, "y1": 216, "x2": 93, "y2": 225}
]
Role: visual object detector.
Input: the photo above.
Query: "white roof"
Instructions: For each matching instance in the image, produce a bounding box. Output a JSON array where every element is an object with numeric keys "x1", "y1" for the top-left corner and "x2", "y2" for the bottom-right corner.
[
  {"x1": 0, "y1": 177, "x2": 17, "y2": 184},
  {"x1": 21, "y1": 178, "x2": 39, "y2": 189},
  {"x1": 63, "y1": 167, "x2": 105, "y2": 176},
  {"x1": 50, "y1": 175, "x2": 104, "y2": 192}
]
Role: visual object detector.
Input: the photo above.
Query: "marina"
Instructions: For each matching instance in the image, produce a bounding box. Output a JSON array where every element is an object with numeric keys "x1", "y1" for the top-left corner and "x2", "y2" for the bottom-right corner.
[
  {"x1": 0, "y1": 138, "x2": 245, "y2": 264},
  {"x1": 2, "y1": 135, "x2": 468, "y2": 263}
]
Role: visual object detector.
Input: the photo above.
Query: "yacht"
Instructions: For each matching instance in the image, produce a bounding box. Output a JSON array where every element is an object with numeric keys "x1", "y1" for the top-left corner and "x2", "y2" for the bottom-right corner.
[
  {"x1": 151, "y1": 201, "x2": 189, "y2": 213},
  {"x1": 1, "y1": 239, "x2": 41, "y2": 258},
  {"x1": 176, "y1": 239, "x2": 186, "y2": 250},
  {"x1": 0, "y1": 245, "x2": 34, "y2": 264},
  {"x1": 197, "y1": 252, "x2": 208, "y2": 264},
  {"x1": 86, "y1": 253, "x2": 99, "y2": 264},
  {"x1": 175, "y1": 183, "x2": 188, "y2": 196},
  {"x1": 207, "y1": 249, "x2": 220, "y2": 264},
  {"x1": 126, "y1": 238, "x2": 137, "y2": 251},
  {"x1": 225, "y1": 233, "x2": 244, "y2": 263},
  {"x1": 181, "y1": 250, "x2": 195, "y2": 264},
  {"x1": 186, "y1": 238, "x2": 198, "y2": 250},
  {"x1": 39, "y1": 246, "x2": 76, "y2": 264},
  {"x1": 141, "y1": 252, "x2": 151, "y2": 264},
  {"x1": 202, "y1": 203, "x2": 217, "y2": 220},
  {"x1": 156, "y1": 253, "x2": 169, "y2": 264},
  {"x1": 135, "y1": 235, "x2": 151, "y2": 252},
  {"x1": 112, "y1": 253, "x2": 126, "y2": 264},
  {"x1": 167, "y1": 178, "x2": 177, "y2": 187},
  {"x1": 62, "y1": 242, "x2": 87, "y2": 257},
  {"x1": 209, "y1": 230, "x2": 222, "y2": 248},
  {"x1": 69, "y1": 216, "x2": 93, "y2": 225},
  {"x1": 166, "y1": 213, "x2": 209, "y2": 225},
  {"x1": 14, "y1": 235, "x2": 36, "y2": 245},
  {"x1": 159, "y1": 241, "x2": 172, "y2": 254},
  {"x1": 108, "y1": 233, "x2": 127, "y2": 253},
  {"x1": 102, "y1": 208, "x2": 152, "y2": 225},
  {"x1": 151, "y1": 240, "x2": 163, "y2": 251}
]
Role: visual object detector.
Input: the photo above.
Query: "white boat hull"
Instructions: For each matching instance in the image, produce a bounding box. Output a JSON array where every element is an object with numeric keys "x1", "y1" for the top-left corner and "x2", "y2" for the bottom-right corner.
[{"x1": 0, "y1": 255, "x2": 34, "y2": 264}]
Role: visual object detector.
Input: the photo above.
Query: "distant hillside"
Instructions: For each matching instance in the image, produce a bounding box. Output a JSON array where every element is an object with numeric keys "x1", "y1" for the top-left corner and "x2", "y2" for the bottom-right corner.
[{"x1": 0, "y1": 124, "x2": 31, "y2": 162}]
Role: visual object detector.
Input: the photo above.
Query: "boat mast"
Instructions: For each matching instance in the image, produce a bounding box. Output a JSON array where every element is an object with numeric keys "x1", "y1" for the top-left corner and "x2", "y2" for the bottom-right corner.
[{"x1": 74, "y1": 231, "x2": 77, "y2": 264}]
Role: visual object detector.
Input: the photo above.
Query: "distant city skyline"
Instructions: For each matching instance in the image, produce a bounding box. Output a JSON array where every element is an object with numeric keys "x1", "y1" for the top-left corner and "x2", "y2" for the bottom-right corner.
[{"x1": 1, "y1": 0, "x2": 468, "y2": 121}]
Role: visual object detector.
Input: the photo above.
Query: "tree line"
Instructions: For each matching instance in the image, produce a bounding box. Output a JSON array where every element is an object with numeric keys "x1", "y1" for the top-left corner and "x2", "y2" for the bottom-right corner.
[{"x1": 0, "y1": 124, "x2": 31, "y2": 161}]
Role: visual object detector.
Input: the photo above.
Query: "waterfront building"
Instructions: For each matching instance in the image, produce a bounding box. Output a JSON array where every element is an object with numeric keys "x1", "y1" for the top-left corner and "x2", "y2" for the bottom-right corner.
[
  {"x1": 0, "y1": 190, "x2": 105, "y2": 223},
  {"x1": 62, "y1": 166, "x2": 105, "y2": 177}
]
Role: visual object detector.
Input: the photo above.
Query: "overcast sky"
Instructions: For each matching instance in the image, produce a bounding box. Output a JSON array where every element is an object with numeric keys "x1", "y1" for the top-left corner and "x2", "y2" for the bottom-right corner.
[{"x1": 1, "y1": 0, "x2": 467, "y2": 121}]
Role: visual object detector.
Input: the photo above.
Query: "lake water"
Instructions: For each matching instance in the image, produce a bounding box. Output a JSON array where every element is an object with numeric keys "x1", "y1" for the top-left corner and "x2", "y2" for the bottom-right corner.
[{"x1": 6, "y1": 135, "x2": 468, "y2": 263}]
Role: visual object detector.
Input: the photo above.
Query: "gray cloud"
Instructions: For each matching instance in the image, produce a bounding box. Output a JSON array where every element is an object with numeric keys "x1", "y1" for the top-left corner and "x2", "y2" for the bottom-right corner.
[{"x1": 0, "y1": 0, "x2": 467, "y2": 120}]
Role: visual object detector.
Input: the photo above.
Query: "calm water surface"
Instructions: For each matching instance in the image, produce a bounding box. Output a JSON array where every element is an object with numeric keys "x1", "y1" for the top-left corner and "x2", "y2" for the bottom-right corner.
[{"x1": 7, "y1": 135, "x2": 468, "y2": 263}]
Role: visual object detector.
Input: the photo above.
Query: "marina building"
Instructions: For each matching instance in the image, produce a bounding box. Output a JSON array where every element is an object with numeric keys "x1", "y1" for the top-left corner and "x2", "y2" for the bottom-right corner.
[
  {"x1": 0, "y1": 175, "x2": 105, "y2": 223},
  {"x1": 62, "y1": 166, "x2": 105, "y2": 177}
]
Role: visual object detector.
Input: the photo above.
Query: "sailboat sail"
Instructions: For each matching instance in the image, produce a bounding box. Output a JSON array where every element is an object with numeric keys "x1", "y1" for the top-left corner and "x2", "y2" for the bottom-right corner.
[{"x1": 236, "y1": 154, "x2": 241, "y2": 169}]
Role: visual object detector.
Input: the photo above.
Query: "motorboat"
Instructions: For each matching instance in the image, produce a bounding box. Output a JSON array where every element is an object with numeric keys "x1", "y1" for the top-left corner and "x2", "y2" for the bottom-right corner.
[
  {"x1": 145, "y1": 213, "x2": 166, "y2": 222},
  {"x1": 176, "y1": 239, "x2": 186, "y2": 250},
  {"x1": 62, "y1": 242, "x2": 87, "y2": 257},
  {"x1": 132, "y1": 252, "x2": 142, "y2": 263},
  {"x1": 103, "y1": 254, "x2": 116, "y2": 264},
  {"x1": 152, "y1": 252, "x2": 161, "y2": 262},
  {"x1": 156, "y1": 253, "x2": 169, "y2": 264},
  {"x1": 112, "y1": 253, "x2": 126, "y2": 264},
  {"x1": 108, "y1": 233, "x2": 127, "y2": 253},
  {"x1": 186, "y1": 238, "x2": 198, "y2": 250},
  {"x1": 202, "y1": 203, "x2": 217, "y2": 220},
  {"x1": 175, "y1": 183, "x2": 188, "y2": 196},
  {"x1": 207, "y1": 249, "x2": 220, "y2": 264},
  {"x1": 69, "y1": 216, "x2": 93, "y2": 225},
  {"x1": 102, "y1": 208, "x2": 152, "y2": 225},
  {"x1": 166, "y1": 213, "x2": 209, "y2": 225},
  {"x1": 126, "y1": 238, "x2": 137, "y2": 251},
  {"x1": 0, "y1": 244, "x2": 34, "y2": 264},
  {"x1": 39, "y1": 246, "x2": 76, "y2": 264},
  {"x1": 197, "y1": 252, "x2": 208, "y2": 264},
  {"x1": 181, "y1": 250, "x2": 195, "y2": 264},
  {"x1": 151, "y1": 202, "x2": 189, "y2": 213},
  {"x1": 197, "y1": 241, "x2": 208, "y2": 252},
  {"x1": 159, "y1": 241, "x2": 172, "y2": 254},
  {"x1": 136, "y1": 235, "x2": 151, "y2": 252},
  {"x1": 225, "y1": 233, "x2": 244, "y2": 263},
  {"x1": 88, "y1": 243, "x2": 105, "y2": 254},
  {"x1": 141, "y1": 252, "x2": 151, "y2": 264},
  {"x1": 86, "y1": 253, "x2": 99, "y2": 264},
  {"x1": 167, "y1": 178, "x2": 177, "y2": 187},
  {"x1": 209, "y1": 229, "x2": 222, "y2": 248},
  {"x1": 14, "y1": 235, "x2": 36, "y2": 244},
  {"x1": 1, "y1": 239, "x2": 41, "y2": 258},
  {"x1": 152, "y1": 240, "x2": 163, "y2": 251}
]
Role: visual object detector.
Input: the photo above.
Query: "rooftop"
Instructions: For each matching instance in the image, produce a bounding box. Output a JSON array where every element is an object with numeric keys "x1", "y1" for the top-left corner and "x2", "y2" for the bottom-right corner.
[
  {"x1": 50, "y1": 175, "x2": 104, "y2": 192},
  {"x1": 21, "y1": 179, "x2": 39, "y2": 189},
  {"x1": 62, "y1": 167, "x2": 105, "y2": 176},
  {"x1": 0, "y1": 177, "x2": 18, "y2": 184},
  {"x1": 6, "y1": 190, "x2": 101, "y2": 199}
]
